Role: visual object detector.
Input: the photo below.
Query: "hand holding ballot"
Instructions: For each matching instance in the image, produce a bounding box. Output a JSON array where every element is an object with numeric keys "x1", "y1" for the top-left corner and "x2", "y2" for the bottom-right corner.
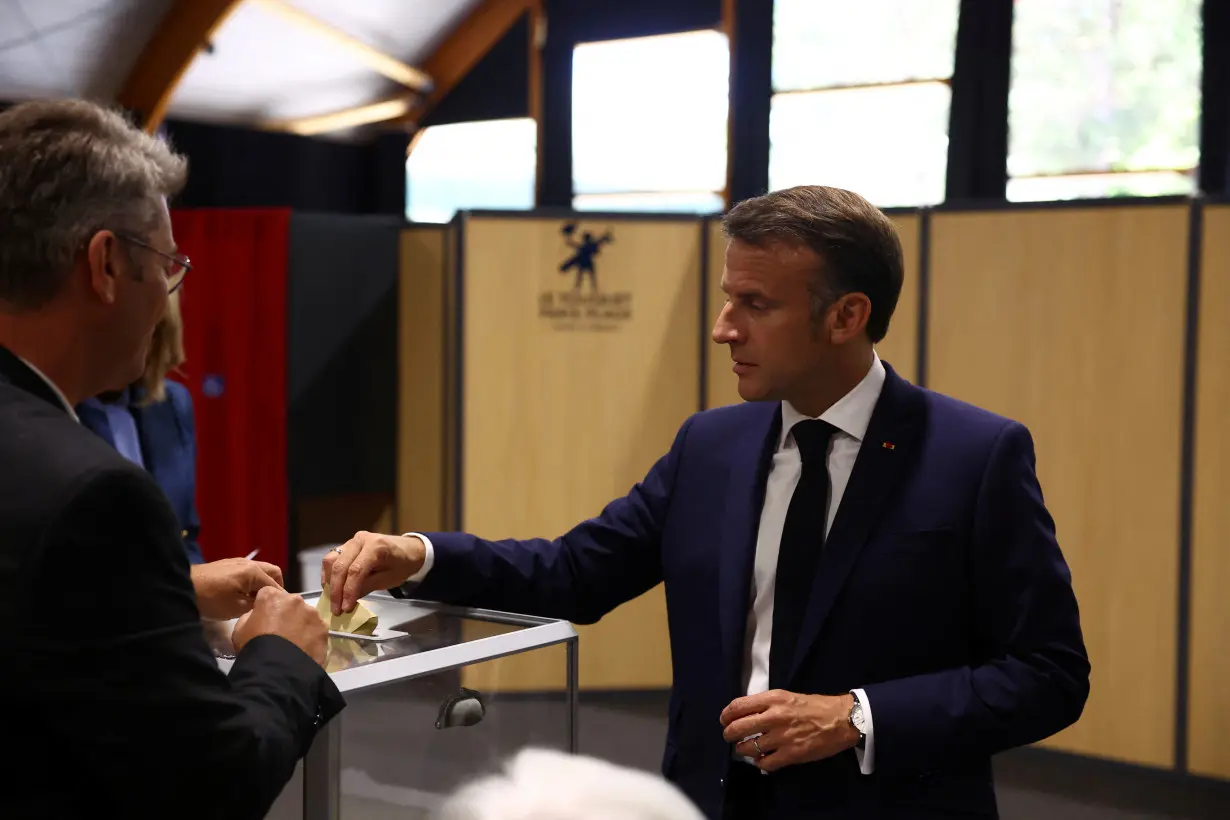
[
  {"x1": 233, "y1": 586, "x2": 330, "y2": 666},
  {"x1": 190, "y1": 557, "x2": 285, "y2": 620},
  {"x1": 316, "y1": 581, "x2": 378, "y2": 635},
  {"x1": 320, "y1": 531, "x2": 427, "y2": 615}
]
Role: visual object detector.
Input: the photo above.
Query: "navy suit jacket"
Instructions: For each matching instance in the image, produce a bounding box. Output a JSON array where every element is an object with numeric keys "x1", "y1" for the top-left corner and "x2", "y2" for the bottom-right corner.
[
  {"x1": 409, "y1": 363, "x2": 1089, "y2": 819},
  {"x1": 78, "y1": 379, "x2": 204, "y2": 564}
]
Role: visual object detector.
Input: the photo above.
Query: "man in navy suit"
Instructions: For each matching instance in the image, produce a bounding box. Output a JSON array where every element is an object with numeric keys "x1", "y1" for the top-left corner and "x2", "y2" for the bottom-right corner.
[{"x1": 324, "y1": 186, "x2": 1089, "y2": 819}]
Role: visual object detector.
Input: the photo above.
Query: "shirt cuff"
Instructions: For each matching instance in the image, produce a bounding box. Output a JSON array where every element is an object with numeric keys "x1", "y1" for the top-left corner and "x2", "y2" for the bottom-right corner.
[
  {"x1": 851, "y1": 688, "x2": 875, "y2": 775},
  {"x1": 404, "y1": 532, "x2": 434, "y2": 583}
]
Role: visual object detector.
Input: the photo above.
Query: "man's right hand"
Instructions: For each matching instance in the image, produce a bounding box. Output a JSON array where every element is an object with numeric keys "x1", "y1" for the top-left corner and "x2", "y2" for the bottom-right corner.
[
  {"x1": 232, "y1": 587, "x2": 329, "y2": 666},
  {"x1": 320, "y1": 532, "x2": 425, "y2": 616}
]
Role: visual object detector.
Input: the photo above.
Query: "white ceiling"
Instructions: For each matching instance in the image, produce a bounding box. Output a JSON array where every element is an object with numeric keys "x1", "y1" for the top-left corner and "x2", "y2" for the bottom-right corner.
[
  {"x1": 0, "y1": 0, "x2": 175, "y2": 101},
  {"x1": 0, "y1": 0, "x2": 481, "y2": 127}
]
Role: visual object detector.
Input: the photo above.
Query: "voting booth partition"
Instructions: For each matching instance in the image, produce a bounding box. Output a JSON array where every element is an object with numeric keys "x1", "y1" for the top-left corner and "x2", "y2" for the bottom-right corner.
[
  {"x1": 172, "y1": 208, "x2": 403, "y2": 587},
  {"x1": 921, "y1": 198, "x2": 1230, "y2": 783},
  {"x1": 399, "y1": 211, "x2": 705, "y2": 692}
]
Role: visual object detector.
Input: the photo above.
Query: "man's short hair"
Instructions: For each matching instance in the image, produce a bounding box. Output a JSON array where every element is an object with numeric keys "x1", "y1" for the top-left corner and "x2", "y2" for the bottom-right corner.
[
  {"x1": 434, "y1": 748, "x2": 705, "y2": 820},
  {"x1": 722, "y1": 185, "x2": 905, "y2": 343},
  {"x1": 0, "y1": 99, "x2": 187, "y2": 310}
]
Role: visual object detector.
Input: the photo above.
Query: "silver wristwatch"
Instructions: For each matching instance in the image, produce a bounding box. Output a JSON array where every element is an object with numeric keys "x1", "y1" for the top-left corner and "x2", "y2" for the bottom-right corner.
[{"x1": 848, "y1": 694, "x2": 867, "y2": 749}]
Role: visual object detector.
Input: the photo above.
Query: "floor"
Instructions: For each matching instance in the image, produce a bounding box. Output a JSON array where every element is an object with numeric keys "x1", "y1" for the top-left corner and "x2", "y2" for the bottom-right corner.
[{"x1": 266, "y1": 685, "x2": 1230, "y2": 819}]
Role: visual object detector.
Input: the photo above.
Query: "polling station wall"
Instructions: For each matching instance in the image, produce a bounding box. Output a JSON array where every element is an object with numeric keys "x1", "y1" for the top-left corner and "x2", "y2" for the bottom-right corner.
[
  {"x1": 927, "y1": 201, "x2": 1189, "y2": 771},
  {"x1": 450, "y1": 211, "x2": 704, "y2": 691}
]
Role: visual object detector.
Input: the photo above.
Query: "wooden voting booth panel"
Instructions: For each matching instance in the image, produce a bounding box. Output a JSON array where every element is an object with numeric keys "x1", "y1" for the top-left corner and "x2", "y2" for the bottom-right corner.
[
  {"x1": 397, "y1": 226, "x2": 454, "y2": 535},
  {"x1": 928, "y1": 205, "x2": 1188, "y2": 769},
  {"x1": 1189, "y1": 205, "x2": 1230, "y2": 780},
  {"x1": 458, "y1": 214, "x2": 702, "y2": 690},
  {"x1": 704, "y1": 214, "x2": 921, "y2": 410}
]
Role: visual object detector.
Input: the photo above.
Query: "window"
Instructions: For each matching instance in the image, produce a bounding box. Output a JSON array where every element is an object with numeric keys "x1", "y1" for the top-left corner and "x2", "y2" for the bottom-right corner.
[
  {"x1": 405, "y1": 118, "x2": 537, "y2": 223},
  {"x1": 769, "y1": 0, "x2": 960, "y2": 208},
  {"x1": 572, "y1": 30, "x2": 729, "y2": 213},
  {"x1": 1007, "y1": 0, "x2": 1202, "y2": 202}
]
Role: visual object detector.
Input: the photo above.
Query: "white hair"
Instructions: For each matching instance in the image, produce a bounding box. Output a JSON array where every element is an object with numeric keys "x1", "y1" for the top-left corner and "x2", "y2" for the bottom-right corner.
[{"x1": 434, "y1": 749, "x2": 704, "y2": 820}]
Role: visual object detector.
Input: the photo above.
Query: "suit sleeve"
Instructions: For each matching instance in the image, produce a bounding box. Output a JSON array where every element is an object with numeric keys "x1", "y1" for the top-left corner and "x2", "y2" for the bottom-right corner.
[
  {"x1": 403, "y1": 415, "x2": 696, "y2": 624},
  {"x1": 861, "y1": 422, "x2": 1090, "y2": 774},
  {"x1": 17, "y1": 468, "x2": 345, "y2": 820},
  {"x1": 172, "y1": 382, "x2": 205, "y2": 564}
]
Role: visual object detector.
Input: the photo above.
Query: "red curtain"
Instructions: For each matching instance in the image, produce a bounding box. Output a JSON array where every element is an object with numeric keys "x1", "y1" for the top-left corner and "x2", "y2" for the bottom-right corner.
[{"x1": 171, "y1": 208, "x2": 290, "y2": 571}]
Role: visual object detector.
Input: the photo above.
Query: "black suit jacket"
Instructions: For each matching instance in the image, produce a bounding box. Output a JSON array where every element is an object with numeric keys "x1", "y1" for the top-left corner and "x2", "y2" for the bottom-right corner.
[{"x1": 0, "y1": 345, "x2": 344, "y2": 819}]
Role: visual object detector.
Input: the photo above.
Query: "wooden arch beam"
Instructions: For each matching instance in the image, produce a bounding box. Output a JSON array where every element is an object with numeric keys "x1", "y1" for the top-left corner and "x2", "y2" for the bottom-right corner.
[
  {"x1": 116, "y1": 0, "x2": 246, "y2": 133},
  {"x1": 397, "y1": 0, "x2": 539, "y2": 126}
]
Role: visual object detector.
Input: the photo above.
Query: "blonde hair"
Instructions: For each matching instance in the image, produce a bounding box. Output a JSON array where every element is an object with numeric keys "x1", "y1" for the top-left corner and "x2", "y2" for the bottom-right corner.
[{"x1": 136, "y1": 290, "x2": 186, "y2": 405}]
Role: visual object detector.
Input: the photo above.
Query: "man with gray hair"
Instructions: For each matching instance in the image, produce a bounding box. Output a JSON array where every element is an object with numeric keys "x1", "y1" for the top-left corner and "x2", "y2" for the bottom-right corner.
[{"x1": 0, "y1": 99, "x2": 344, "y2": 819}]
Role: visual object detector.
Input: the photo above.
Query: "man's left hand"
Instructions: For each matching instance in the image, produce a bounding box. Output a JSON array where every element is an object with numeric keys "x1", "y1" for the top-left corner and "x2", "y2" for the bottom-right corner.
[
  {"x1": 720, "y1": 690, "x2": 860, "y2": 772},
  {"x1": 191, "y1": 558, "x2": 285, "y2": 620}
]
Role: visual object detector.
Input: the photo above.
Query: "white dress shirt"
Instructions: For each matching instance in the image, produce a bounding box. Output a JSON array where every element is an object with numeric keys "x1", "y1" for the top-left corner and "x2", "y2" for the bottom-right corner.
[
  {"x1": 407, "y1": 355, "x2": 887, "y2": 774},
  {"x1": 738, "y1": 353, "x2": 885, "y2": 774}
]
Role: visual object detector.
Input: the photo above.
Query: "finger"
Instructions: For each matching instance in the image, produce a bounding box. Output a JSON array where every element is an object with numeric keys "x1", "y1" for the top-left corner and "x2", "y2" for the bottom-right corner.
[
  {"x1": 329, "y1": 536, "x2": 365, "y2": 614},
  {"x1": 244, "y1": 565, "x2": 282, "y2": 596},
  {"x1": 723, "y1": 711, "x2": 775, "y2": 744},
  {"x1": 231, "y1": 610, "x2": 253, "y2": 649},
  {"x1": 254, "y1": 584, "x2": 282, "y2": 606},
  {"x1": 734, "y1": 733, "x2": 766, "y2": 759},
  {"x1": 720, "y1": 693, "x2": 773, "y2": 726},
  {"x1": 320, "y1": 550, "x2": 337, "y2": 589},
  {"x1": 754, "y1": 727, "x2": 797, "y2": 772},
  {"x1": 342, "y1": 545, "x2": 383, "y2": 613},
  {"x1": 254, "y1": 561, "x2": 284, "y2": 588},
  {"x1": 758, "y1": 746, "x2": 794, "y2": 773}
]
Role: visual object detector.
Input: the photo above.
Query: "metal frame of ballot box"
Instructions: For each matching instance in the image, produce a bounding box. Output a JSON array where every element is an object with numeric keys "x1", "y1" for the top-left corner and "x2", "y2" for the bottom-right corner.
[{"x1": 237, "y1": 592, "x2": 579, "y2": 820}]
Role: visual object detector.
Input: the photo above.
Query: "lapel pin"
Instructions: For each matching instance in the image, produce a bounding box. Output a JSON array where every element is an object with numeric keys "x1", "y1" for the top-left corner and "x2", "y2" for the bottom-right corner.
[{"x1": 881, "y1": 441, "x2": 896, "y2": 450}]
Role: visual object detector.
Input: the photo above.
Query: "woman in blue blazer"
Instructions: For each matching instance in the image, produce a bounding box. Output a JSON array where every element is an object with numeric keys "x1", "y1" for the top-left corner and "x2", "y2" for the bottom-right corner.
[{"x1": 78, "y1": 293, "x2": 204, "y2": 564}]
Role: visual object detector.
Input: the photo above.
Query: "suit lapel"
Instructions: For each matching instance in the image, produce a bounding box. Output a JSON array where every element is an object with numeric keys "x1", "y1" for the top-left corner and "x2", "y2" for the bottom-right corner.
[
  {"x1": 717, "y1": 402, "x2": 781, "y2": 700},
  {"x1": 785, "y1": 365, "x2": 927, "y2": 684}
]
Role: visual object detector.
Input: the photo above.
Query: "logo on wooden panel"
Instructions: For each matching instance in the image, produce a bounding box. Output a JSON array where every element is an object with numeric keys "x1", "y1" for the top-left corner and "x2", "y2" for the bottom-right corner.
[{"x1": 538, "y1": 222, "x2": 632, "y2": 332}]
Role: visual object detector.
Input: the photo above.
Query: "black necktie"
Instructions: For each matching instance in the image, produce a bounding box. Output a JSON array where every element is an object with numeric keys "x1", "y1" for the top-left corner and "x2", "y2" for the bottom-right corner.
[{"x1": 769, "y1": 419, "x2": 837, "y2": 689}]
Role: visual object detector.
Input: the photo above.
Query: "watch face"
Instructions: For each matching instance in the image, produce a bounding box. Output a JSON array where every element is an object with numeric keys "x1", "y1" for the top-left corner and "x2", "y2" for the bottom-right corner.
[{"x1": 851, "y1": 702, "x2": 866, "y2": 731}]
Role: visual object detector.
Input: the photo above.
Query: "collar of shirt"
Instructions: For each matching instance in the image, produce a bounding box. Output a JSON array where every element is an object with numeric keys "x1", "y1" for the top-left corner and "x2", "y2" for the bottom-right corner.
[
  {"x1": 15, "y1": 354, "x2": 80, "y2": 423},
  {"x1": 779, "y1": 352, "x2": 886, "y2": 450}
]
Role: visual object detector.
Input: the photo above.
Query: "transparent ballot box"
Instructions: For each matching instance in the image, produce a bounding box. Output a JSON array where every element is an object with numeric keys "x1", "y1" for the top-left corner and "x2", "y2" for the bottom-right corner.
[{"x1": 214, "y1": 592, "x2": 579, "y2": 820}]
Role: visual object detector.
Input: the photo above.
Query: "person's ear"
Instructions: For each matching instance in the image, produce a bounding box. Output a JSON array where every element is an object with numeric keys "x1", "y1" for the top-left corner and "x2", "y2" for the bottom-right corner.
[
  {"x1": 827, "y1": 292, "x2": 872, "y2": 344},
  {"x1": 85, "y1": 231, "x2": 123, "y2": 304}
]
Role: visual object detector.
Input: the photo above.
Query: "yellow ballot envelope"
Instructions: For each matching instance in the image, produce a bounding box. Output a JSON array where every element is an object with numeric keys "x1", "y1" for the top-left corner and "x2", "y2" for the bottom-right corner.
[{"x1": 316, "y1": 583, "x2": 378, "y2": 636}]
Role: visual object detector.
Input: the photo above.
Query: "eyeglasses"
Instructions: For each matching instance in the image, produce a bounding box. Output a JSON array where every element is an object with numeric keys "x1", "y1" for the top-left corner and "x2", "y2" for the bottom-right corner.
[{"x1": 114, "y1": 232, "x2": 191, "y2": 293}]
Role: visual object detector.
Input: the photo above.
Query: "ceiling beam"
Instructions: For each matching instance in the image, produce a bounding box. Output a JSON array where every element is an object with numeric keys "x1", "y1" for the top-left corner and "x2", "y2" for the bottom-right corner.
[
  {"x1": 396, "y1": 0, "x2": 538, "y2": 127},
  {"x1": 116, "y1": 0, "x2": 246, "y2": 133},
  {"x1": 250, "y1": 0, "x2": 432, "y2": 91},
  {"x1": 256, "y1": 0, "x2": 536, "y2": 136},
  {"x1": 263, "y1": 96, "x2": 418, "y2": 136}
]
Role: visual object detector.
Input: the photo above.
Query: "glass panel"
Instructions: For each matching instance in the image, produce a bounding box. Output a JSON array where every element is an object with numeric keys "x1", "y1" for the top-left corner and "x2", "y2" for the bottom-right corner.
[
  {"x1": 769, "y1": 84, "x2": 951, "y2": 208},
  {"x1": 405, "y1": 118, "x2": 537, "y2": 223},
  {"x1": 336, "y1": 653, "x2": 571, "y2": 819},
  {"x1": 1007, "y1": 170, "x2": 1195, "y2": 203},
  {"x1": 772, "y1": 0, "x2": 960, "y2": 92},
  {"x1": 1008, "y1": 0, "x2": 1202, "y2": 184},
  {"x1": 572, "y1": 191, "x2": 725, "y2": 214},
  {"x1": 572, "y1": 30, "x2": 728, "y2": 196}
]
